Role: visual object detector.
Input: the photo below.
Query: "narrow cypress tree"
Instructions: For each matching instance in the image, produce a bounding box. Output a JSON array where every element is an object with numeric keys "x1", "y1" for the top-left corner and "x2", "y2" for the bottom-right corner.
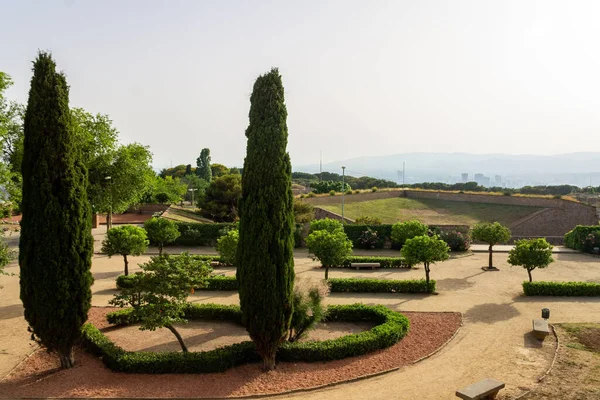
[
  {"x1": 236, "y1": 68, "x2": 295, "y2": 370},
  {"x1": 20, "y1": 52, "x2": 93, "y2": 368}
]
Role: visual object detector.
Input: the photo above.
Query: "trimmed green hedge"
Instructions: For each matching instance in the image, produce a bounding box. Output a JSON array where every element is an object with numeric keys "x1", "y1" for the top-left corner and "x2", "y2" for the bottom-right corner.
[
  {"x1": 82, "y1": 303, "x2": 409, "y2": 373},
  {"x1": 329, "y1": 278, "x2": 435, "y2": 293},
  {"x1": 341, "y1": 256, "x2": 409, "y2": 268},
  {"x1": 523, "y1": 281, "x2": 600, "y2": 296},
  {"x1": 564, "y1": 225, "x2": 600, "y2": 252},
  {"x1": 172, "y1": 222, "x2": 234, "y2": 246},
  {"x1": 116, "y1": 274, "x2": 237, "y2": 291}
]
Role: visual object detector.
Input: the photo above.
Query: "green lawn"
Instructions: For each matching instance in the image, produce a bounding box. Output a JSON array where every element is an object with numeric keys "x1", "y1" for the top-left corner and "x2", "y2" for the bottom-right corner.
[{"x1": 320, "y1": 197, "x2": 541, "y2": 226}]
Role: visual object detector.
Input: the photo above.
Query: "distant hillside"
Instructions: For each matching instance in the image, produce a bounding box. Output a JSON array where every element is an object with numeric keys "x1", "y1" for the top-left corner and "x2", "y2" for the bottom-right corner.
[{"x1": 295, "y1": 152, "x2": 600, "y2": 188}]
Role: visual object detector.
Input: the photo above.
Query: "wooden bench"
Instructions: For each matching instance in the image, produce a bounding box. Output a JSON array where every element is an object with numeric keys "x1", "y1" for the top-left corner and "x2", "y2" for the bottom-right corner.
[
  {"x1": 456, "y1": 378, "x2": 505, "y2": 399},
  {"x1": 532, "y1": 318, "x2": 550, "y2": 340},
  {"x1": 350, "y1": 262, "x2": 380, "y2": 270}
]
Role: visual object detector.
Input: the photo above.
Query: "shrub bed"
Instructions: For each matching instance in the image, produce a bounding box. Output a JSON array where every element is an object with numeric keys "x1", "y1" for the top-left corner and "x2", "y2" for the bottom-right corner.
[
  {"x1": 522, "y1": 281, "x2": 600, "y2": 296},
  {"x1": 172, "y1": 222, "x2": 234, "y2": 246},
  {"x1": 82, "y1": 303, "x2": 409, "y2": 373},
  {"x1": 564, "y1": 225, "x2": 600, "y2": 252},
  {"x1": 329, "y1": 278, "x2": 435, "y2": 293},
  {"x1": 343, "y1": 225, "x2": 392, "y2": 249},
  {"x1": 341, "y1": 256, "x2": 410, "y2": 268}
]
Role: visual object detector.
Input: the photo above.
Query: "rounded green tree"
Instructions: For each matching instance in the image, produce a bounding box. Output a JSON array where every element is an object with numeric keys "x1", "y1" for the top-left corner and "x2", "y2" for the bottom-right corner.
[
  {"x1": 471, "y1": 222, "x2": 511, "y2": 270},
  {"x1": 306, "y1": 229, "x2": 353, "y2": 279},
  {"x1": 19, "y1": 52, "x2": 94, "y2": 368},
  {"x1": 216, "y1": 229, "x2": 239, "y2": 266},
  {"x1": 391, "y1": 220, "x2": 428, "y2": 247},
  {"x1": 143, "y1": 217, "x2": 180, "y2": 256},
  {"x1": 401, "y1": 235, "x2": 449, "y2": 285},
  {"x1": 309, "y1": 217, "x2": 343, "y2": 234},
  {"x1": 101, "y1": 225, "x2": 149, "y2": 275},
  {"x1": 507, "y1": 238, "x2": 553, "y2": 282},
  {"x1": 236, "y1": 68, "x2": 295, "y2": 371}
]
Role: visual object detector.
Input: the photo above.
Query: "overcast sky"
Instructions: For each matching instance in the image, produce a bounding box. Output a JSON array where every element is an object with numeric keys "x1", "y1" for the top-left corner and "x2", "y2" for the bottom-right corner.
[{"x1": 3, "y1": 1, "x2": 600, "y2": 170}]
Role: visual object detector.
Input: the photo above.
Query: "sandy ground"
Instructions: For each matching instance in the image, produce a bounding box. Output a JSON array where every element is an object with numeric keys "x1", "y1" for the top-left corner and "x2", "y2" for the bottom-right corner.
[{"x1": 2, "y1": 240, "x2": 600, "y2": 398}]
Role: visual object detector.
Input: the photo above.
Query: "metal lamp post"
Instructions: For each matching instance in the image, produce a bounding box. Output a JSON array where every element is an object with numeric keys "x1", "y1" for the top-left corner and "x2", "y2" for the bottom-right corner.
[
  {"x1": 188, "y1": 188, "x2": 198, "y2": 208},
  {"x1": 341, "y1": 166, "x2": 346, "y2": 224},
  {"x1": 105, "y1": 176, "x2": 112, "y2": 232}
]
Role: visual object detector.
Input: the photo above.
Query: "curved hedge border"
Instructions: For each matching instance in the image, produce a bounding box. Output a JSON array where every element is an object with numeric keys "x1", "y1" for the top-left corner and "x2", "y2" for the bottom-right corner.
[
  {"x1": 116, "y1": 275, "x2": 435, "y2": 294},
  {"x1": 82, "y1": 303, "x2": 409, "y2": 373},
  {"x1": 523, "y1": 281, "x2": 600, "y2": 296}
]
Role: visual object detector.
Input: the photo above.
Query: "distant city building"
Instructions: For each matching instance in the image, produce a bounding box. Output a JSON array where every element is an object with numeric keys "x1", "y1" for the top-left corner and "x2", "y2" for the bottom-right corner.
[
  {"x1": 474, "y1": 173, "x2": 485, "y2": 186},
  {"x1": 461, "y1": 173, "x2": 468, "y2": 183},
  {"x1": 494, "y1": 175, "x2": 502, "y2": 186}
]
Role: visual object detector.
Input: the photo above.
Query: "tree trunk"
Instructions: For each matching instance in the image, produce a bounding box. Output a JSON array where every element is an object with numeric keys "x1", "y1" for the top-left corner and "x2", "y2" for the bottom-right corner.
[
  {"x1": 325, "y1": 265, "x2": 329, "y2": 280},
  {"x1": 123, "y1": 254, "x2": 129, "y2": 276},
  {"x1": 106, "y1": 210, "x2": 112, "y2": 231},
  {"x1": 58, "y1": 347, "x2": 75, "y2": 369},
  {"x1": 488, "y1": 244, "x2": 493, "y2": 268},
  {"x1": 528, "y1": 269, "x2": 533, "y2": 282},
  {"x1": 166, "y1": 324, "x2": 188, "y2": 352},
  {"x1": 262, "y1": 349, "x2": 276, "y2": 371},
  {"x1": 424, "y1": 263, "x2": 430, "y2": 284},
  {"x1": 158, "y1": 245, "x2": 163, "y2": 256}
]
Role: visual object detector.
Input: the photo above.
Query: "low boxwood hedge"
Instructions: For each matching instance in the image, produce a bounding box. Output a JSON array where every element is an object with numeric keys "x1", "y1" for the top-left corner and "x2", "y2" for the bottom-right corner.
[
  {"x1": 172, "y1": 222, "x2": 234, "y2": 246},
  {"x1": 523, "y1": 281, "x2": 600, "y2": 296},
  {"x1": 82, "y1": 303, "x2": 409, "y2": 373},
  {"x1": 341, "y1": 256, "x2": 409, "y2": 268},
  {"x1": 117, "y1": 275, "x2": 434, "y2": 294}
]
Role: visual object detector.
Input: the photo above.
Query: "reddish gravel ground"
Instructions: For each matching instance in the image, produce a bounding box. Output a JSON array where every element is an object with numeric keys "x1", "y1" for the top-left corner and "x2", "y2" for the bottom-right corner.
[{"x1": 0, "y1": 308, "x2": 461, "y2": 398}]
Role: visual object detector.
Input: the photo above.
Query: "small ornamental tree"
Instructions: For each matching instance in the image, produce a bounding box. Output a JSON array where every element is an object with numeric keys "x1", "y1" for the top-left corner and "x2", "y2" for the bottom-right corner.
[
  {"x1": 306, "y1": 229, "x2": 353, "y2": 279},
  {"x1": 471, "y1": 222, "x2": 511, "y2": 269},
  {"x1": 216, "y1": 229, "x2": 239, "y2": 266},
  {"x1": 111, "y1": 253, "x2": 212, "y2": 352},
  {"x1": 401, "y1": 235, "x2": 449, "y2": 284},
  {"x1": 101, "y1": 225, "x2": 149, "y2": 275},
  {"x1": 143, "y1": 217, "x2": 180, "y2": 256},
  {"x1": 391, "y1": 220, "x2": 428, "y2": 247},
  {"x1": 309, "y1": 218, "x2": 343, "y2": 234},
  {"x1": 507, "y1": 238, "x2": 554, "y2": 282}
]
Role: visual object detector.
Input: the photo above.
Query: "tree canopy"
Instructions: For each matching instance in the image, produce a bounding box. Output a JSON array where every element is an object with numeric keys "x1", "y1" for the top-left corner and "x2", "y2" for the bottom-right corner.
[
  {"x1": 507, "y1": 238, "x2": 554, "y2": 282},
  {"x1": 306, "y1": 229, "x2": 353, "y2": 279},
  {"x1": 197, "y1": 173, "x2": 242, "y2": 222},
  {"x1": 401, "y1": 235, "x2": 449, "y2": 283},
  {"x1": 101, "y1": 225, "x2": 149, "y2": 275},
  {"x1": 471, "y1": 222, "x2": 511, "y2": 269}
]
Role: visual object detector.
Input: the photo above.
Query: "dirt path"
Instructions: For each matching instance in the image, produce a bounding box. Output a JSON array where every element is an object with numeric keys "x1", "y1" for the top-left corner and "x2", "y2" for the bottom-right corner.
[{"x1": 2, "y1": 249, "x2": 600, "y2": 399}]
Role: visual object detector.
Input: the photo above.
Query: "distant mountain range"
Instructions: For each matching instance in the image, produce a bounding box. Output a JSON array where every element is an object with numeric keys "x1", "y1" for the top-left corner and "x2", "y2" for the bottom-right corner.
[{"x1": 295, "y1": 152, "x2": 600, "y2": 188}]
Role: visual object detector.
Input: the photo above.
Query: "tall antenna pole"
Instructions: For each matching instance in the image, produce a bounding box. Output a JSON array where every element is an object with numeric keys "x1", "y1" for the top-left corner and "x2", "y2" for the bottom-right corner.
[
  {"x1": 320, "y1": 151, "x2": 323, "y2": 182},
  {"x1": 403, "y1": 161, "x2": 406, "y2": 185}
]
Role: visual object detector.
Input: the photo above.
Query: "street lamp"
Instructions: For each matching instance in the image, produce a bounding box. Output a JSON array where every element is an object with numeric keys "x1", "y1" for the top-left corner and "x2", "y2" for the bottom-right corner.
[
  {"x1": 341, "y1": 166, "x2": 346, "y2": 224},
  {"x1": 105, "y1": 176, "x2": 112, "y2": 231},
  {"x1": 188, "y1": 188, "x2": 198, "y2": 208}
]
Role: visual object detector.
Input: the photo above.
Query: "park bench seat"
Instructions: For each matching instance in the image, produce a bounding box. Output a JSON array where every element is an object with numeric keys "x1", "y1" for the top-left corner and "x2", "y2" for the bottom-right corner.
[
  {"x1": 532, "y1": 319, "x2": 550, "y2": 340},
  {"x1": 210, "y1": 261, "x2": 221, "y2": 267},
  {"x1": 350, "y1": 262, "x2": 380, "y2": 270},
  {"x1": 456, "y1": 378, "x2": 505, "y2": 399}
]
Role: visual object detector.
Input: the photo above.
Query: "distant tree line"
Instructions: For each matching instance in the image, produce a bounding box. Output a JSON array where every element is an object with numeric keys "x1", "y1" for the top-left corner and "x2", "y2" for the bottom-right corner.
[
  {"x1": 291, "y1": 171, "x2": 399, "y2": 190},
  {"x1": 403, "y1": 182, "x2": 580, "y2": 196}
]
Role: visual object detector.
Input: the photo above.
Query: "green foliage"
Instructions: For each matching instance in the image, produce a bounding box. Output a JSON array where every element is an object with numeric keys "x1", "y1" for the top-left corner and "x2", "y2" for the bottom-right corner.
[
  {"x1": 311, "y1": 180, "x2": 351, "y2": 194},
  {"x1": 439, "y1": 230, "x2": 471, "y2": 251},
  {"x1": 306, "y1": 192, "x2": 316, "y2": 198},
  {"x1": 211, "y1": 163, "x2": 229, "y2": 178},
  {"x1": 391, "y1": 220, "x2": 429, "y2": 247},
  {"x1": 401, "y1": 235, "x2": 449, "y2": 284},
  {"x1": 329, "y1": 190, "x2": 336, "y2": 196},
  {"x1": 196, "y1": 148, "x2": 212, "y2": 181},
  {"x1": 0, "y1": 230, "x2": 16, "y2": 288},
  {"x1": 236, "y1": 68, "x2": 296, "y2": 370},
  {"x1": 508, "y1": 238, "x2": 553, "y2": 282},
  {"x1": 354, "y1": 216, "x2": 382, "y2": 225},
  {"x1": 143, "y1": 218, "x2": 180, "y2": 256},
  {"x1": 371, "y1": 186, "x2": 378, "y2": 192},
  {"x1": 110, "y1": 253, "x2": 212, "y2": 352},
  {"x1": 343, "y1": 224, "x2": 391, "y2": 249},
  {"x1": 160, "y1": 164, "x2": 190, "y2": 179},
  {"x1": 564, "y1": 226, "x2": 600, "y2": 252},
  {"x1": 197, "y1": 174, "x2": 242, "y2": 222},
  {"x1": 81, "y1": 303, "x2": 408, "y2": 373},
  {"x1": 181, "y1": 174, "x2": 209, "y2": 202},
  {"x1": 172, "y1": 221, "x2": 234, "y2": 246},
  {"x1": 205, "y1": 275, "x2": 239, "y2": 290},
  {"x1": 341, "y1": 256, "x2": 409, "y2": 268},
  {"x1": 144, "y1": 176, "x2": 187, "y2": 204},
  {"x1": 356, "y1": 228, "x2": 380, "y2": 249},
  {"x1": 101, "y1": 225, "x2": 149, "y2": 275},
  {"x1": 19, "y1": 52, "x2": 94, "y2": 368},
  {"x1": 471, "y1": 222, "x2": 511, "y2": 268},
  {"x1": 288, "y1": 278, "x2": 330, "y2": 342},
  {"x1": 306, "y1": 229, "x2": 353, "y2": 279},
  {"x1": 293, "y1": 199, "x2": 314, "y2": 223},
  {"x1": 309, "y1": 217, "x2": 343, "y2": 233},
  {"x1": 328, "y1": 278, "x2": 435, "y2": 293},
  {"x1": 522, "y1": 281, "x2": 600, "y2": 296},
  {"x1": 216, "y1": 229, "x2": 239, "y2": 266}
]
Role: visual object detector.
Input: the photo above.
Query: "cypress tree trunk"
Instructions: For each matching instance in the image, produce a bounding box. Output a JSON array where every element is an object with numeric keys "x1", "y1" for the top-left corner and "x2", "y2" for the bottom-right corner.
[
  {"x1": 237, "y1": 68, "x2": 295, "y2": 371},
  {"x1": 20, "y1": 52, "x2": 94, "y2": 369}
]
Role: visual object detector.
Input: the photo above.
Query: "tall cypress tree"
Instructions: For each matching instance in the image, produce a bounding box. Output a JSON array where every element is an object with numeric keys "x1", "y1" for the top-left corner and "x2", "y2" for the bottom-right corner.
[
  {"x1": 20, "y1": 52, "x2": 93, "y2": 368},
  {"x1": 236, "y1": 68, "x2": 295, "y2": 370}
]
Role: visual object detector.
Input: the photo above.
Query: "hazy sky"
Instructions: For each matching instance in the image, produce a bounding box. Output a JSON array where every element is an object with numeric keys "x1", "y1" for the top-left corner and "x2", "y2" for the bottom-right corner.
[{"x1": 3, "y1": 1, "x2": 600, "y2": 170}]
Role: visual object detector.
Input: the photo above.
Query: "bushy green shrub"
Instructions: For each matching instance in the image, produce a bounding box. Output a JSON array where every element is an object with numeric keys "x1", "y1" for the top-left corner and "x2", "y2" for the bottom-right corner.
[
  {"x1": 173, "y1": 222, "x2": 234, "y2": 246},
  {"x1": 353, "y1": 190, "x2": 360, "y2": 194},
  {"x1": 371, "y1": 187, "x2": 378, "y2": 192},
  {"x1": 216, "y1": 230, "x2": 239, "y2": 266},
  {"x1": 143, "y1": 217, "x2": 180, "y2": 256},
  {"x1": 82, "y1": 303, "x2": 409, "y2": 373},
  {"x1": 205, "y1": 275, "x2": 238, "y2": 290},
  {"x1": 343, "y1": 224, "x2": 391, "y2": 249},
  {"x1": 306, "y1": 192, "x2": 316, "y2": 198},
  {"x1": 356, "y1": 228, "x2": 380, "y2": 249},
  {"x1": 508, "y1": 238, "x2": 553, "y2": 282},
  {"x1": 439, "y1": 230, "x2": 471, "y2": 251},
  {"x1": 564, "y1": 226, "x2": 600, "y2": 252},
  {"x1": 294, "y1": 224, "x2": 304, "y2": 248},
  {"x1": 391, "y1": 220, "x2": 428, "y2": 247},
  {"x1": 355, "y1": 216, "x2": 382, "y2": 225},
  {"x1": 328, "y1": 278, "x2": 435, "y2": 293},
  {"x1": 345, "y1": 189, "x2": 352, "y2": 195},
  {"x1": 329, "y1": 190, "x2": 336, "y2": 196},
  {"x1": 309, "y1": 218, "x2": 343, "y2": 233},
  {"x1": 293, "y1": 200, "x2": 314, "y2": 224},
  {"x1": 522, "y1": 281, "x2": 600, "y2": 296},
  {"x1": 306, "y1": 229, "x2": 353, "y2": 279}
]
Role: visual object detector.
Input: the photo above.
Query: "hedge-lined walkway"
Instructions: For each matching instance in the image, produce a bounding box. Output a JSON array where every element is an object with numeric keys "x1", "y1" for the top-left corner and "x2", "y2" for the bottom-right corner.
[{"x1": 2, "y1": 249, "x2": 600, "y2": 398}]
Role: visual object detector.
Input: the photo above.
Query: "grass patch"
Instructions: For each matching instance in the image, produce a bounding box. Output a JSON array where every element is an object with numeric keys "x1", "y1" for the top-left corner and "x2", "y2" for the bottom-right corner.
[
  {"x1": 561, "y1": 323, "x2": 600, "y2": 353},
  {"x1": 319, "y1": 197, "x2": 541, "y2": 225}
]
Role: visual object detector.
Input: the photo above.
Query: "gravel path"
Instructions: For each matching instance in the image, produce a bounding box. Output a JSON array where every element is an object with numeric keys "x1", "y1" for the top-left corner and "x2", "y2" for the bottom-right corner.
[{"x1": 0, "y1": 309, "x2": 460, "y2": 398}]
